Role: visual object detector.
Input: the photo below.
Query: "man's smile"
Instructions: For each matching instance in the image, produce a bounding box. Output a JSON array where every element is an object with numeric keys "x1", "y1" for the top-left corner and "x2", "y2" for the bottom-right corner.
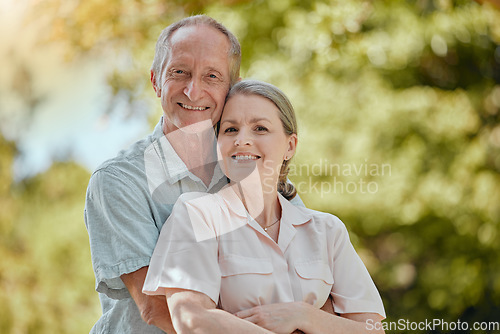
[{"x1": 178, "y1": 103, "x2": 209, "y2": 111}]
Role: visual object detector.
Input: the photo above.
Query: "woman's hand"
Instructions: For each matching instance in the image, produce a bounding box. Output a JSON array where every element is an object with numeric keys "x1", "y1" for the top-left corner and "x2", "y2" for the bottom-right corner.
[
  {"x1": 235, "y1": 302, "x2": 311, "y2": 334},
  {"x1": 235, "y1": 299, "x2": 385, "y2": 334}
]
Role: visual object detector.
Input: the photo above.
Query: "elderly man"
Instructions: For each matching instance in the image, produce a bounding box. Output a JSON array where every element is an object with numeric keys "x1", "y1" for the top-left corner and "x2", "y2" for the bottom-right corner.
[{"x1": 85, "y1": 15, "x2": 243, "y2": 333}]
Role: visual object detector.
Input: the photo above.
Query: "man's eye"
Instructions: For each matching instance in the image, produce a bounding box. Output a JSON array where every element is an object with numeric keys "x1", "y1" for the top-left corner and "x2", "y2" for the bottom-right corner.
[{"x1": 171, "y1": 69, "x2": 186, "y2": 76}]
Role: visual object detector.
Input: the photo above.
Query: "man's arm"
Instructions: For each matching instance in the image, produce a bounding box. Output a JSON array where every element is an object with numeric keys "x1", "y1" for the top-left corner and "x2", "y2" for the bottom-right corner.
[{"x1": 121, "y1": 267, "x2": 176, "y2": 333}]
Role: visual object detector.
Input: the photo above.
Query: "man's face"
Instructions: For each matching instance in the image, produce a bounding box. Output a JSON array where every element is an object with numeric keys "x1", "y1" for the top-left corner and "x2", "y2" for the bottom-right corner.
[{"x1": 156, "y1": 25, "x2": 232, "y2": 134}]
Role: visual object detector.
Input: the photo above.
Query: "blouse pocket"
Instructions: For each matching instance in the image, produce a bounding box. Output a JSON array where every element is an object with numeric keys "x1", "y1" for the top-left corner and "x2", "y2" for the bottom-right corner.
[
  {"x1": 294, "y1": 260, "x2": 334, "y2": 285},
  {"x1": 218, "y1": 255, "x2": 274, "y2": 313},
  {"x1": 294, "y1": 260, "x2": 334, "y2": 307},
  {"x1": 219, "y1": 255, "x2": 273, "y2": 276}
]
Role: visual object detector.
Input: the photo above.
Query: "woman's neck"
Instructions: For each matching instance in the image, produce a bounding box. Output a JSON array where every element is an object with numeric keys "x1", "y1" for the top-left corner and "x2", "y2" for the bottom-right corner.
[{"x1": 230, "y1": 169, "x2": 281, "y2": 228}]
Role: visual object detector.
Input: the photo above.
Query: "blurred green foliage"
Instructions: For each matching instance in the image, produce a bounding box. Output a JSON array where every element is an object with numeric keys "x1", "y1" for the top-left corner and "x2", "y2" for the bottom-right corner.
[
  {"x1": 1, "y1": 0, "x2": 500, "y2": 333},
  {"x1": 0, "y1": 136, "x2": 99, "y2": 332}
]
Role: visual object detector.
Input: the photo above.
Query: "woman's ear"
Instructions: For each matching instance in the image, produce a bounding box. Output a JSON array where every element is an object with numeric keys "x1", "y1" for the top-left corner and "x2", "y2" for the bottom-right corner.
[{"x1": 285, "y1": 134, "x2": 298, "y2": 160}]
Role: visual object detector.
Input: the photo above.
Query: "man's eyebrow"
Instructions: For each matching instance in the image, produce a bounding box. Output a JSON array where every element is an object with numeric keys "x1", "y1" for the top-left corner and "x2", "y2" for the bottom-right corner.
[
  {"x1": 207, "y1": 67, "x2": 223, "y2": 73},
  {"x1": 206, "y1": 67, "x2": 225, "y2": 78},
  {"x1": 164, "y1": 64, "x2": 187, "y2": 73}
]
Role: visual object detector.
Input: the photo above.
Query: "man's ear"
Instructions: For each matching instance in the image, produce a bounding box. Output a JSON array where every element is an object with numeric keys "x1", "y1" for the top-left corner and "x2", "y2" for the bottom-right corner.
[{"x1": 150, "y1": 70, "x2": 161, "y2": 97}]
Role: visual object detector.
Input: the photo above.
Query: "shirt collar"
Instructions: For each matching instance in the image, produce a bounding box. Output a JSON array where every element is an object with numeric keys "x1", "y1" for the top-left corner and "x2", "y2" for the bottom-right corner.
[
  {"x1": 154, "y1": 118, "x2": 225, "y2": 187},
  {"x1": 217, "y1": 185, "x2": 248, "y2": 218},
  {"x1": 277, "y1": 192, "x2": 312, "y2": 226},
  {"x1": 150, "y1": 118, "x2": 188, "y2": 184},
  {"x1": 208, "y1": 163, "x2": 226, "y2": 190},
  {"x1": 157, "y1": 135, "x2": 191, "y2": 184},
  {"x1": 218, "y1": 185, "x2": 312, "y2": 226}
]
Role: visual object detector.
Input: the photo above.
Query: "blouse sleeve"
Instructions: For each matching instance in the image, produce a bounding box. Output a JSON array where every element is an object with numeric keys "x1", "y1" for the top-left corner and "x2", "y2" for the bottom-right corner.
[
  {"x1": 142, "y1": 192, "x2": 221, "y2": 304},
  {"x1": 329, "y1": 217, "x2": 386, "y2": 319}
]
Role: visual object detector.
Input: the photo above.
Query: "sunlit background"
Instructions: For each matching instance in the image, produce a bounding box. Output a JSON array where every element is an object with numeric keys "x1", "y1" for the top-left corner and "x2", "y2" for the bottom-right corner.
[{"x1": 1, "y1": 0, "x2": 499, "y2": 333}]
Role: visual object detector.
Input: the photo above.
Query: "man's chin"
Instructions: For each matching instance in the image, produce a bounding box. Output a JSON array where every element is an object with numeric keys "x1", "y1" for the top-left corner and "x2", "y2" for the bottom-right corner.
[{"x1": 178, "y1": 119, "x2": 215, "y2": 134}]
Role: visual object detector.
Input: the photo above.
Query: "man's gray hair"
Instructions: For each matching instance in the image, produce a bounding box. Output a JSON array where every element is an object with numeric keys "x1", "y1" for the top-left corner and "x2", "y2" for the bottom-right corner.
[{"x1": 151, "y1": 15, "x2": 241, "y2": 88}]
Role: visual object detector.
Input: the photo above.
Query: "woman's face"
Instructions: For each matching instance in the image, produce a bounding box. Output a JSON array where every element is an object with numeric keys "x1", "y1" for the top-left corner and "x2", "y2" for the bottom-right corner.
[{"x1": 217, "y1": 93, "x2": 297, "y2": 187}]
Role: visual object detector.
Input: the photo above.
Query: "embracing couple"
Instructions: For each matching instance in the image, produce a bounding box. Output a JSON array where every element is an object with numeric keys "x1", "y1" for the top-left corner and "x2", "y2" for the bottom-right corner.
[{"x1": 85, "y1": 15, "x2": 385, "y2": 334}]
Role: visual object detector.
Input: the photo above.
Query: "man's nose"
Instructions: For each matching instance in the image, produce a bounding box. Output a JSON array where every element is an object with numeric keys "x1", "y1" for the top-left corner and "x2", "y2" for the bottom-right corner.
[{"x1": 184, "y1": 78, "x2": 203, "y2": 101}]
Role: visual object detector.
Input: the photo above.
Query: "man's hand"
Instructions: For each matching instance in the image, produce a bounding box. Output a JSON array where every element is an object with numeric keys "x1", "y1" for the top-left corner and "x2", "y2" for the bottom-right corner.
[{"x1": 121, "y1": 266, "x2": 175, "y2": 333}]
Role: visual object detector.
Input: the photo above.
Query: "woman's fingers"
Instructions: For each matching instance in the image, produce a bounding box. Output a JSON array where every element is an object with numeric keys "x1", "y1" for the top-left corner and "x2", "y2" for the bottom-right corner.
[{"x1": 235, "y1": 307, "x2": 257, "y2": 319}]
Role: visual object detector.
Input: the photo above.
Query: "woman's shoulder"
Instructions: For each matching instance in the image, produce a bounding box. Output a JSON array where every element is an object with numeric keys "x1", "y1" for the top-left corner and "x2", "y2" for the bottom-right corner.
[{"x1": 297, "y1": 205, "x2": 348, "y2": 231}]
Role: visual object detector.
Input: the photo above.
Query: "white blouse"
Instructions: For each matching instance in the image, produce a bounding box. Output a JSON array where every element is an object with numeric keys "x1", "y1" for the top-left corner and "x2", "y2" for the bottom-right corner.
[{"x1": 143, "y1": 186, "x2": 386, "y2": 318}]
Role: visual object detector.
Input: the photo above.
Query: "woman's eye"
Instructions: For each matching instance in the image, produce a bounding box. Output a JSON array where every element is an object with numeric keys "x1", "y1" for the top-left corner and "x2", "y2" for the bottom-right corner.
[
  {"x1": 175, "y1": 70, "x2": 184, "y2": 74},
  {"x1": 208, "y1": 74, "x2": 217, "y2": 79},
  {"x1": 224, "y1": 127, "x2": 237, "y2": 133},
  {"x1": 255, "y1": 126, "x2": 268, "y2": 132}
]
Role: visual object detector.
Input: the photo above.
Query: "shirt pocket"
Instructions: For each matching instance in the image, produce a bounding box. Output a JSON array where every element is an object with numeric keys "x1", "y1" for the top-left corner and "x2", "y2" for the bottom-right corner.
[
  {"x1": 294, "y1": 260, "x2": 334, "y2": 307},
  {"x1": 218, "y1": 255, "x2": 273, "y2": 313},
  {"x1": 294, "y1": 260, "x2": 334, "y2": 284}
]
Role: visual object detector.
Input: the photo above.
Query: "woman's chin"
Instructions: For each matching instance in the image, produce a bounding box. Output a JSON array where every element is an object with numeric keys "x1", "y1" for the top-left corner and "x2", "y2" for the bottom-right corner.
[{"x1": 226, "y1": 169, "x2": 256, "y2": 183}]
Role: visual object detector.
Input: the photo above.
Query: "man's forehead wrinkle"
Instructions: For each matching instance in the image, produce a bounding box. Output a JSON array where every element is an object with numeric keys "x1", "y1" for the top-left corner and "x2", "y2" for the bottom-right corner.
[
  {"x1": 170, "y1": 25, "x2": 230, "y2": 50},
  {"x1": 168, "y1": 29, "x2": 230, "y2": 56}
]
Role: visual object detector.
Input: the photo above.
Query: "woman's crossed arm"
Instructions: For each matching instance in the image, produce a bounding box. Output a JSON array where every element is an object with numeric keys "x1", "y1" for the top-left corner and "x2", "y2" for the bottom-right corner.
[
  {"x1": 236, "y1": 302, "x2": 385, "y2": 334},
  {"x1": 166, "y1": 288, "x2": 274, "y2": 334}
]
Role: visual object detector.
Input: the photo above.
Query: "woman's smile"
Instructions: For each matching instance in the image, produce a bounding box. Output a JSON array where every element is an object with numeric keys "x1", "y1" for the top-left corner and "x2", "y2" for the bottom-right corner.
[
  {"x1": 218, "y1": 94, "x2": 293, "y2": 185},
  {"x1": 231, "y1": 152, "x2": 261, "y2": 162}
]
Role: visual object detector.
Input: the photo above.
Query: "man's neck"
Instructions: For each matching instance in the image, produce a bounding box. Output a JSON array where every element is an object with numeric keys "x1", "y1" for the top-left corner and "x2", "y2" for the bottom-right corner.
[{"x1": 163, "y1": 120, "x2": 218, "y2": 187}]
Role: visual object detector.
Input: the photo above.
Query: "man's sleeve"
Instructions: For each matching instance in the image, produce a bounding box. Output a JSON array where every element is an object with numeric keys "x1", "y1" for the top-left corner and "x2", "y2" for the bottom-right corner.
[{"x1": 84, "y1": 167, "x2": 160, "y2": 299}]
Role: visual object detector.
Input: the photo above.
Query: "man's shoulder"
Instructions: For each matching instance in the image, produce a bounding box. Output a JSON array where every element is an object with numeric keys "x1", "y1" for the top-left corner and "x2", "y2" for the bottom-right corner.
[{"x1": 93, "y1": 129, "x2": 160, "y2": 177}]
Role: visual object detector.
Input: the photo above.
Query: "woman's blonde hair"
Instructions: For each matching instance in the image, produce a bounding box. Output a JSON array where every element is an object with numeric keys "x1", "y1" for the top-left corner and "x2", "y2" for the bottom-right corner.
[{"x1": 225, "y1": 80, "x2": 298, "y2": 200}]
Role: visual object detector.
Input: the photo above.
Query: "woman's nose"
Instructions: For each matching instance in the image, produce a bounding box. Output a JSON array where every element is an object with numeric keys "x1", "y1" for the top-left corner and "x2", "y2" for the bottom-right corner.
[{"x1": 234, "y1": 131, "x2": 252, "y2": 146}]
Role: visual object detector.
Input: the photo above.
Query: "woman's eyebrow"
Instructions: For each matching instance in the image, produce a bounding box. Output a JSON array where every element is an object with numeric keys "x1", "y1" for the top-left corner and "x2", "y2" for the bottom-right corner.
[
  {"x1": 220, "y1": 119, "x2": 236, "y2": 126},
  {"x1": 249, "y1": 117, "x2": 271, "y2": 123},
  {"x1": 220, "y1": 117, "x2": 271, "y2": 125}
]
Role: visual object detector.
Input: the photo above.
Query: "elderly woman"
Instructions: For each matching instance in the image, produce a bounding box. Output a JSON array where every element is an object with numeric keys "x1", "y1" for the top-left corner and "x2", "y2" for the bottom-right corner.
[{"x1": 143, "y1": 80, "x2": 386, "y2": 334}]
